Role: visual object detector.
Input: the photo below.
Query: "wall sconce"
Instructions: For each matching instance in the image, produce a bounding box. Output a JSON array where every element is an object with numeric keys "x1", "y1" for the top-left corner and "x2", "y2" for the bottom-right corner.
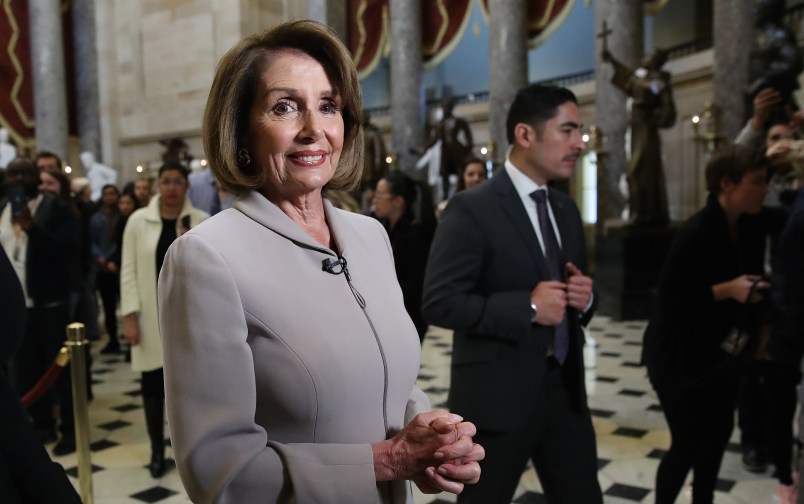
[
  {"x1": 483, "y1": 140, "x2": 495, "y2": 162},
  {"x1": 691, "y1": 102, "x2": 723, "y2": 153},
  {"x1": 385, "y1": 152, "x2": 399, "y2": 171},
  {"x1": 586, "y1": 125, "x2": 606, "y2": 155}
]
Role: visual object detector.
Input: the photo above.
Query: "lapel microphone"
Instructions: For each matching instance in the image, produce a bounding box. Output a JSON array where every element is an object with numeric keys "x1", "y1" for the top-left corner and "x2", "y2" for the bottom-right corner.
[{"x1": 322, "y1": 256, "x2": 351, "y2": 281}]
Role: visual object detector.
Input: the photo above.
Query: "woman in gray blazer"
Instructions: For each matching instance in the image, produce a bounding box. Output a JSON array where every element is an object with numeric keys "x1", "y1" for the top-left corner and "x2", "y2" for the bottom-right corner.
[{"x1": 157, "y1": 20, "x2": 482, "y2": 504}]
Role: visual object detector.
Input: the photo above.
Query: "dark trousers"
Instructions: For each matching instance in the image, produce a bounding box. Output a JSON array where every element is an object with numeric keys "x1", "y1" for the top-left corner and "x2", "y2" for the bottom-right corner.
[
  {"x1": 13, "y1": 303, "x2": 74, "y2": 437},
  {"x1": 457, "y1": 362, "x2": 603, "y2": 504},
  {"x1": 141, "y1": 368, "x2": 165, "y2": 400},
  {"x1": 738, "y1": 360, "x2": 770, "y2": 455},
  {"x1": 96, "y1": 271, "x2": 119, "y2": 344},
  {"x1": 73, "y1": 270, "x2": 99, "y2": 341},
  {"x1": 767, "y1": 362, "x2": 801, "y2": 484},
  {"x1": 654, "y1": 366, "x2": 740, "y2": 504}
]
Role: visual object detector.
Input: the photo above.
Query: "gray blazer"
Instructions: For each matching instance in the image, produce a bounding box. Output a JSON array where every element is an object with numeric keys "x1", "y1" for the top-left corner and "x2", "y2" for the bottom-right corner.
[{"x1": 158, "y1": 191, "x2": 429, "y2": 504}]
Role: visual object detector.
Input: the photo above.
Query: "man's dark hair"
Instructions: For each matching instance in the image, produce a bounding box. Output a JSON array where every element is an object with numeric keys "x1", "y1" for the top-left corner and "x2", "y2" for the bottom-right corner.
[
  {"x1": 158, "y1": 162, "x2": 189, "y2": 180},
  {"x1": 35, "y1": 150, "x2": 63, "y2": 169},
  {"x1": 705, "y1": 143, "x2": 771, "y2": 195},
  {"x1": 506, "y1": 84, "x2": 578, "y2": 144}
]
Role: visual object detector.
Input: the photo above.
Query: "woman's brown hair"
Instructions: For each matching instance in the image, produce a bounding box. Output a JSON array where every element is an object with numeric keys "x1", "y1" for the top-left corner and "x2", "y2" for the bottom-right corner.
[{"x1": 203, "y1": 20, "x2": 364, "y2": 195}]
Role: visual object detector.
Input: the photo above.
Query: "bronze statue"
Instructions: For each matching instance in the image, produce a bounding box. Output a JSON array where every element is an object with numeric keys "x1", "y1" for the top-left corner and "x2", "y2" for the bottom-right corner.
[
  {"x1": 748, "y1": 0, "x2": 803, "y2": 118},
  {"x1": 160, "y1": 137, "x2": 192, "y2": 165},
  {"x1": 361, "y1": 112, "x2": 388, "y2": 185},
  {"x1": 603, "y1": 47, "x2": 677, "y2": 225},
  {"x1": 428, "y1": 98, "x2": 473, "y2": 197}
]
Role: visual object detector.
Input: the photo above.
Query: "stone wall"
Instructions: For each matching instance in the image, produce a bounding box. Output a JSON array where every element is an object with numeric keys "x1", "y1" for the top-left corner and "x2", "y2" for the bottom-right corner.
[{"x1": 96, "y1": 0, "x2": 305, "y2": 183}]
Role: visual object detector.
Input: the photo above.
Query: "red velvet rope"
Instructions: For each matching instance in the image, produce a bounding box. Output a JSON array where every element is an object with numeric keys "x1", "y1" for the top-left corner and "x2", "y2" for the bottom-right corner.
[{"x1": 20, "y1": 348, "x2": 69, "y2": 408}]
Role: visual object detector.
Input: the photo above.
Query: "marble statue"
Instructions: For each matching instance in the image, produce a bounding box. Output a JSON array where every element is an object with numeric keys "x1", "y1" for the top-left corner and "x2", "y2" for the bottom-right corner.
[
  {"x1": 80, "y1": 151, "x2": 117, "y2": 201},
  {"x1": 0, "y1": 127, "x2": 18, "y2": 169}
]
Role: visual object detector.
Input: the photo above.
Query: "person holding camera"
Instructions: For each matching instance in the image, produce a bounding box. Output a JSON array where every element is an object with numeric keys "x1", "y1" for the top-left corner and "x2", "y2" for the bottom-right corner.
[
  {"x1": 0, "y1": 158, "x2": 79, "y2": 455},
  {"x1": 642, "y1": 144, "x2": 774, "y2": 504}
]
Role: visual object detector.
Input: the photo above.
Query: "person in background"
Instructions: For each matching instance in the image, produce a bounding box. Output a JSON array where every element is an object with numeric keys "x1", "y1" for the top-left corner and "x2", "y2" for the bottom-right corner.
[
  {"x1": 111, "y1": 192, "x2": 140, "y2": 363},
  {"x1": 133, "y1": 178, "x2": 152, "y2": 207},
  {"x1": 373, "y1": 171, "x2": 436, "y2": 341},
  {"x1": 67, "y1": 175, "x2": 101, "y2": 345},
  {"x1": 121, "y1": 163, "x2": 207, "y2": 478},
  {"x1": 643, "y1": 144, "x2": 773, "y2": 503},
  {"x1": 423, "y1": 84, "x2": 600, "y2": 503},
  {"x1": 113, "y1": 193, "x2": 139, "y2": 265},
  {"x1": 158, "y1": 20, "x2": 482, "y2": 502},
  {"x1": 91, "y1": 185, "x2": 122, "y2": 354},
  {"x1": 34, "y1": 151, "x2": 62, "y2": 174},
  {"x1": 0, "y1": 158, "x2": 79, "y2": 456},
  {"x1": 436, "y1": 158, "x2": 488, "y2": 219},
  {"x1": 188, "y1": 168, "x2": 227, "y2": 215}
]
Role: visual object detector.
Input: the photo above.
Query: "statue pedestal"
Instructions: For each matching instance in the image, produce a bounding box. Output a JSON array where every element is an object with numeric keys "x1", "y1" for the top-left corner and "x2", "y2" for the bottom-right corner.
[{"x1": 595, "y1": 219, "x2": 679, "y2": 321}]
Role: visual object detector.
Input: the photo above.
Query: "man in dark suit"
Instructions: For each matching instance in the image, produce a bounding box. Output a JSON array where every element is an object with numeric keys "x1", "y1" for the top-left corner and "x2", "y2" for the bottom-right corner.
[
  {"x1": 422, "y1": 84, "x2": 602, "y2": 503},
  {"x1": 0, "y1": 158, "x2": 79, "y2": 455}
]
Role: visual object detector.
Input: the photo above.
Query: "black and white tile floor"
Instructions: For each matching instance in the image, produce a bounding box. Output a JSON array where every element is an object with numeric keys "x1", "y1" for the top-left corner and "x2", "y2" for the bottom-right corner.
[{"x1": 51, "y1": 317, "x2": 780, "y2": 503}]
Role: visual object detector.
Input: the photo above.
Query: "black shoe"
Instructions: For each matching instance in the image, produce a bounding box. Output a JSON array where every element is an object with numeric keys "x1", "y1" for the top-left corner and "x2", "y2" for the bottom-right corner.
[
  {"x1": 52, "y1": 436, "x2": 76, "y2": 456},
  {"x1": 148, "y1": 448, "x2": 166, "y2": 478},
  {"x1": 742, "y1": 449, "x2": 767, "y2": 473},
  {"x1": 101, "y1": 342, "x2": 120, "y2": 354}
]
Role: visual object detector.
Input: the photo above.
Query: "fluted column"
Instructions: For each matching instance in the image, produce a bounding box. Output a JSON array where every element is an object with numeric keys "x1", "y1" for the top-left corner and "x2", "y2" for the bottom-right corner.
[
  {"x1": 714, "y1": 0, "x2": 752, "y2": 141},
  {"x1": 307, "y1": 0, "x2": 347, "y2": 41},
  {"x1": 390, "y1": 0, "x2": 424, "y2": 174},
  {"x1": 595, "y1": 0, "x2": 642, "y2": 223},
  {"x1": 488, "y1": 0, "x2": 527, "y2": 165},
  {"x1": 29, "y1": 0, "x2": 68, "y2": 157},
  {"x1": 72, "y1": 0, "x2": 102, "y2": 160}
]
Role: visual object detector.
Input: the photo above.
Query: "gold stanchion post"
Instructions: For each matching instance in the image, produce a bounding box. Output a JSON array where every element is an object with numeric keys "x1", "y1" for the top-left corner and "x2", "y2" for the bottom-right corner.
[{"x1": 66, "y1": 322, "x2": 94, "y2": 504}]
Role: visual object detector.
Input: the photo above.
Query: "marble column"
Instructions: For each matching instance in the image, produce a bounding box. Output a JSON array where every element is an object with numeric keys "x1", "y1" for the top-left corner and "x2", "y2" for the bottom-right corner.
[
  {"x1": 307, "y1": 0, "x2": 347, "y2": 41},
  {"x1": 28, "y1": 0, "x2": 68, "y2": 158},
  {"x1": 488, "y1": 0, "x2": 528, "y2": 165},
  {"x1": 713, "y1": 0, "x2": 753, "y2": 141},
  {"x1": 595, "y1": 0, "x2": 642, "y2": 224},
  {"x1": 390, "y1": 0, "x2": 424, "y2": 175},
  {"x1": 72, "y1": 0, "x2": 102, "y2": 160}
]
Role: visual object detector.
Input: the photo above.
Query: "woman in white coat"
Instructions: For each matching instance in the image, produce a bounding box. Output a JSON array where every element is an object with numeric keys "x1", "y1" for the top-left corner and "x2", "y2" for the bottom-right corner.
[
  {"x1": 157, "y1": 20, "x2": 483, "y2": 503},
  {"x1": 120, "y1": 162, "x2": 207, "y2": 477}
]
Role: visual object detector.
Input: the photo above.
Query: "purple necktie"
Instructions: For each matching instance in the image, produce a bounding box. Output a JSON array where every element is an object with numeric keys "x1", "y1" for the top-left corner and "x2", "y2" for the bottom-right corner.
[{"x1": 530, "y1": 189, "x2": 569, "y2": 364}]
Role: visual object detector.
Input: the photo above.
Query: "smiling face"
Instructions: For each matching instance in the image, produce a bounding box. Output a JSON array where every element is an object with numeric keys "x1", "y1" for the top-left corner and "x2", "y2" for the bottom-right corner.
[
  {"x1": 512, "y1": 101, "x2": 584, "y2": 185},
  {"x1": 462, "y1": 161, "x2": 487, "y2": 190},
  {"x1": 246, "y1": 49, "x2": 344, "y2": 203},
  {"x1": 39, "y1": 171, "x2": 61, "y2": 195}
]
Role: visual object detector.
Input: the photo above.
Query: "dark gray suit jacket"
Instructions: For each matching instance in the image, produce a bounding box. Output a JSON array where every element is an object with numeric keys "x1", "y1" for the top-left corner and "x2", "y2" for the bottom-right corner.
[{"x1": 422, "y1": 169, "x2": 593, "y2": 432}]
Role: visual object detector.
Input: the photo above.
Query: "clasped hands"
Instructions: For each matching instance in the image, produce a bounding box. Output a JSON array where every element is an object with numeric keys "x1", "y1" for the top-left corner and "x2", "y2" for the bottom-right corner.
[
  {"x1": 372, "y1": 410, "x2": 483, "y2": 494},
  {"x1": 530, "y1": 262, "x2": 593, "y2": 326}
]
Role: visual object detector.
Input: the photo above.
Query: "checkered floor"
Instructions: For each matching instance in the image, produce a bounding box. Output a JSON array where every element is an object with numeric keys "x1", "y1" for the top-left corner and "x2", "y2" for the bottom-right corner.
[{"x1": 51, "y1": 317, "x2": 780, "y2": 503}]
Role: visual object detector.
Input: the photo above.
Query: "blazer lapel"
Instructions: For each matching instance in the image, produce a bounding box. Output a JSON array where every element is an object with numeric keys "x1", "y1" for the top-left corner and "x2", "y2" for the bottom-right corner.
[{"x1": 492, "y1": 170, "x2": 551, "y2": 280}]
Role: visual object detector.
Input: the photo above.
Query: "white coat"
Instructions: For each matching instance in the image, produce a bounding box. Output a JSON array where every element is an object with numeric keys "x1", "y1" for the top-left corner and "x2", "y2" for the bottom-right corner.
[{"x1": 120, "y1": 195, "x2": 208, "y2": 372}]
